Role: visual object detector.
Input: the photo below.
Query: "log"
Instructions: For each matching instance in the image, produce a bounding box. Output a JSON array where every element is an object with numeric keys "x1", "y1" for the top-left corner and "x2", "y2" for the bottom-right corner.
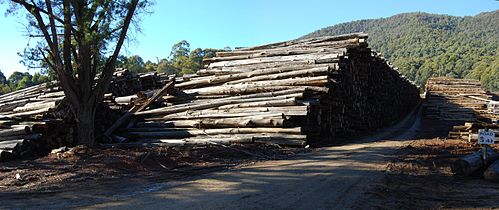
[
  {"x1": 0, "y1": 134, "x2": 41, "y2": 142},
  {"x1": 217, "y1": 98, "x2": 298, "y2": 109},
  {"x1": 208, "y1": 48, "x2": 346, "y2": 61},
  {"x1": 37, "y1": 91, "x2": 65, "y2": 99},
  {"x1": 177, "y1": 65, "x2": 333, "y2": 89},
  {"x1": 13, "y1": 101, "x2": 57, "y2": 113},
  {"x1": 148, "y1": 109, "x2": 308, "y2": 121},
  {"x1": 126, "y1": 127, "x2": 302, "y2": 139},
  {"x1": 196, "y1": 61, "x2": 327, "y2": 76},
  {"x1": 135, "y1": 134, "x2": 307, "y2": 146},
  {"x1": 451, "y1": 148, "x2": 498, "y2": 176},
  {"x1": 234, "y1": 76, "x2": 328, "y2": 87},
  {"x1": 159, "y1": 111, "x2": 304, "y2": 121},
  {"x1": 208, "y1": 53, "x2": 341, "y2": 68},
  {"x1": 184, "y1": 84, "x2": 328, "y2": 96},
  {"x1": 0, "y1": 126, "x2": 30, "y2": 138},
  {"x1": 130, "y1": 116, "x2": 286, "y2": 129},
  {"x1": 0, "y1": 139, "x2": 24, "y2": 150},
  {"x1": 484, "y1": 160, "x2": 499, "y2": 181},
  {"x1": 225, "y1": 66, "x2": 330, "y2": 85},
  {"x1": 4, "y1": 107, "x2": 51, "y2": 118},
  {"x1": 234, "y1": 33, "x2": 366, "y2": 52},
  {"x1": 0, "y1": 149, "x2": 15, "y2": 162},
  {"x1": 137, "y1": 92, "x2": 303, "y2": 116},
  {"x1": 157, "y1": 105, "x2": 308, "y2": 117}
]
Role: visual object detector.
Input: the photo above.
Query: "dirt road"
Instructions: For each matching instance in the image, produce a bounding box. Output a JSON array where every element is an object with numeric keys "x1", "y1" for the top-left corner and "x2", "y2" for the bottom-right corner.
[
  {"x1": 89, "y1": 140, "x2": 411, "y2": 209},
  {"x1": 1, "y1": 107, "x2": 421, "y2": 209}
]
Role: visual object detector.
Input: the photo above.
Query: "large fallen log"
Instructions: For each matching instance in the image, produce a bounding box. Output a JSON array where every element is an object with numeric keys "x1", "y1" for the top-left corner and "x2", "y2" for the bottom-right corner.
[
  {"x1": 451, "y1": 148, "x2": 498, "y2": 176},
  {"x1": 484, "y1": 160, "x2": 499, "y2": 181}
]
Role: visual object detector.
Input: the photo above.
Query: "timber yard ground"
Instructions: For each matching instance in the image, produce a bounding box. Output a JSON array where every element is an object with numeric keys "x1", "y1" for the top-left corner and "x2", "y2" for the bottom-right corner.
[{"x1": 0, "y1": 106, "x2": 498, "y2": 209}]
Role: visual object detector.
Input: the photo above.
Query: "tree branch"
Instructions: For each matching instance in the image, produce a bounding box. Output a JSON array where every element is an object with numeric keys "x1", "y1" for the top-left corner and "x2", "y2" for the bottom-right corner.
[
  {"x1": 57, "y1": 0, "x2": 79, "y2": 105},
  {"x1": 93, "y1": 0, "x2": 139, "y2": 102},
  {"x1": 11, "y1": 0, "x2": 71, "y2": 32},
  {"x1": 45, "y1": 0, "x2": 59, "y2": 52}
]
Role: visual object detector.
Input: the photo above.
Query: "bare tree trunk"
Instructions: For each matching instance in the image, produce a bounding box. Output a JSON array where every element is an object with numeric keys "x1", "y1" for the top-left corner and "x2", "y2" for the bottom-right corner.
[{"x1": 75, "y1": 104, "x2": 96, "y2": 147}]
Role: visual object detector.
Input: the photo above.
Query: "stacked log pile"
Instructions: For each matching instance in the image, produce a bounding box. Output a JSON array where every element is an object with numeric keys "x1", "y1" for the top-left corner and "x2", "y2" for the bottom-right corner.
[
  {"x1": 1, "y1": 33, "x2": 420, "y2": 161},
  {"x1": 0, "y1": 71, "x2": 160, "y2": 161},
  {"x1": 423, "y1": 77, "x2": 499, "y2": 141},
  {"x1": 423, "y1": 77, "x2": 493, "y2": 121},
  {"x1": 113, "y1": 33, "x2": 420, "y2": 146},
  {"x1": 0, "y1": 82, "x2": 65, "y2": 161},
  {"x1": 108, "y1": 69, "x2": 164, "y2": 97},
  {"x1": 448, "y1": 122, "x2": 499, "y2": 142}
]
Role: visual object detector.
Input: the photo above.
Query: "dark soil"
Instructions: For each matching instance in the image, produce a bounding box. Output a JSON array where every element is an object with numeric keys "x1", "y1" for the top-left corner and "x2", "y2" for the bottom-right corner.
[
  {"x1": 366, "y1": 138, "x2": 499, "y2": 209},
  {"x1": 0, "y1": 143, "x2": 306, "y2": 193}
]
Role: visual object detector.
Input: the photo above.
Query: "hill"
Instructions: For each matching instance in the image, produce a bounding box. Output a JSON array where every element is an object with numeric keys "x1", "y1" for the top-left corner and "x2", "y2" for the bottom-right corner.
[{"x1": 302, "y1": 11, "x2": 499, "y2": 91}]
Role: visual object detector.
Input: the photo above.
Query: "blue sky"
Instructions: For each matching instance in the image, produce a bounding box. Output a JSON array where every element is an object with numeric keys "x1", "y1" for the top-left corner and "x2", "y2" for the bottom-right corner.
[{"x1": 0, "y1": 0, "x2": 497, "y2": 76}]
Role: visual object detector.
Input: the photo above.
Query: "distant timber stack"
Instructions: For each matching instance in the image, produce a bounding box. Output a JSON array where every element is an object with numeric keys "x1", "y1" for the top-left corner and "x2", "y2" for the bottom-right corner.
[{"x1": 423, "y1": 77, "x2": 499, "y2": 141}]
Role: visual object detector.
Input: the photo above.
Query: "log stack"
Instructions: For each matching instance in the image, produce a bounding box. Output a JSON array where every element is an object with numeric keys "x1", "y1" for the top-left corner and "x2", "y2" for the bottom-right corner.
[
  {"x1": 0, "y1": 71, "x2": 151, "y2": 161},
  {"x1": 423, "y1": 77, "x2": 499, "y2": 140},
  {"x1": 448, "y1": 122, "x2": 499, "y2": 142},
  {"x1": 423, "y1": 77, "x2": 493, "y2": 121},
  {"x1": 0, "y1": 82, "x2": 65, "y2": 161},
  {"x1": 0, "y1": 33, "x2": 420, "y2": 160},
  {"x1": 114, "y1": 33, "x2": 420, "y2": 146}
]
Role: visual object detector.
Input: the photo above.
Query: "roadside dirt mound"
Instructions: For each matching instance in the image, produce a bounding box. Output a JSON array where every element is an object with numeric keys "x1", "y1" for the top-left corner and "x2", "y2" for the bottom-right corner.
[{"x1": 366, "y1": 138, "x2": 499, "y2": 209}]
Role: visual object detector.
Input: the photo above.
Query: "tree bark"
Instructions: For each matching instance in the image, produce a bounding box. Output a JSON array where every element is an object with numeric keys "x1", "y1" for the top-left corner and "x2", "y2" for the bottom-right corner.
[{"x1": 75, "y1": 104, "x2": 97, "y2": 147}]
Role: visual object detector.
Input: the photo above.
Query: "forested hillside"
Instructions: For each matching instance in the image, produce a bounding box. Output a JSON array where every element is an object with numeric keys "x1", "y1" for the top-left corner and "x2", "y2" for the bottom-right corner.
[{"x1": 303, "y1": 11, "x2": 499, "y2": 91}]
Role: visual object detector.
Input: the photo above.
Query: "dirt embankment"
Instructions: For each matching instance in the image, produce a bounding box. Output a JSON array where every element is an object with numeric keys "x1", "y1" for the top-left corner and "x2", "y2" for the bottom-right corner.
[{"x1": 366, "y1": 138, "x2": 499, "y2": 209}]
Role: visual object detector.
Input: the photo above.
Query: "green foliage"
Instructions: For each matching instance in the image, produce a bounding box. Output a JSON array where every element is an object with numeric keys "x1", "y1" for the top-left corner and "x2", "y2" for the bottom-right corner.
[
  {"x1": 0, "y1": 70, "x2": 7, "y2": 84},
  {"x1": 303, "y1": 10, "x2": 499, "y2": 91},
  {"x1": 0, "y1": 70, "x2": 49, "y2": 94},
  {"x1": 116, "y1": 55, "x2": 146, "y2": 73},
  {"x1": 117, "y1": 41, "x2": 227, "y2": 76}
]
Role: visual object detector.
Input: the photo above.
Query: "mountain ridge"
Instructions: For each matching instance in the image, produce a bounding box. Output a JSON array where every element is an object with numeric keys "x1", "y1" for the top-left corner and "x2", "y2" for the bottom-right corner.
[{"x1": 302, "y1": 10, "x2": 499, "y2": 91}]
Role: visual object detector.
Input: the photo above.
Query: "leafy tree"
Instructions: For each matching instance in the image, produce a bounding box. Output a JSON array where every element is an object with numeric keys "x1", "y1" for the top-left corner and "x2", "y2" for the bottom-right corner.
[
  {"x1": 32, "y1": 72, "x2": 49, "y2": 84},
  {"x1": 8, "y1": 71, "x2": 30, "y2": 87},
  {"x1": 144, "y1": 60, "x2": 157, "y2": 72},
  {"x1": 7, "y1": 0, "x2": 150, "y2": 146},
  {"x1": 18, "y1": 75, "x2": 34, "y2": 90},
  {"x1": 169, "y1": 40, "x2": 190, "y2": 60},
  {"x1": 159, "y1": 41, "x2": 227, "y2": 76},
  {"x1": 116, "y1": 55, "x2": 129, "y2": 69},
  {"x1": 126, "y1": 55, "x2": 146, "y2": 73},
  {"x1": 203, "y1": 48, "x2": 223, "y2": 59},
  {"x1": 189, "y1": 48, "x2": 205, "y2": 66},
  {"x1": 0, "y1": 70, "x2": 7, "y2": 84},
  {"x1": 156, "y1": 59, "x2": 176, "y2": 74}
]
